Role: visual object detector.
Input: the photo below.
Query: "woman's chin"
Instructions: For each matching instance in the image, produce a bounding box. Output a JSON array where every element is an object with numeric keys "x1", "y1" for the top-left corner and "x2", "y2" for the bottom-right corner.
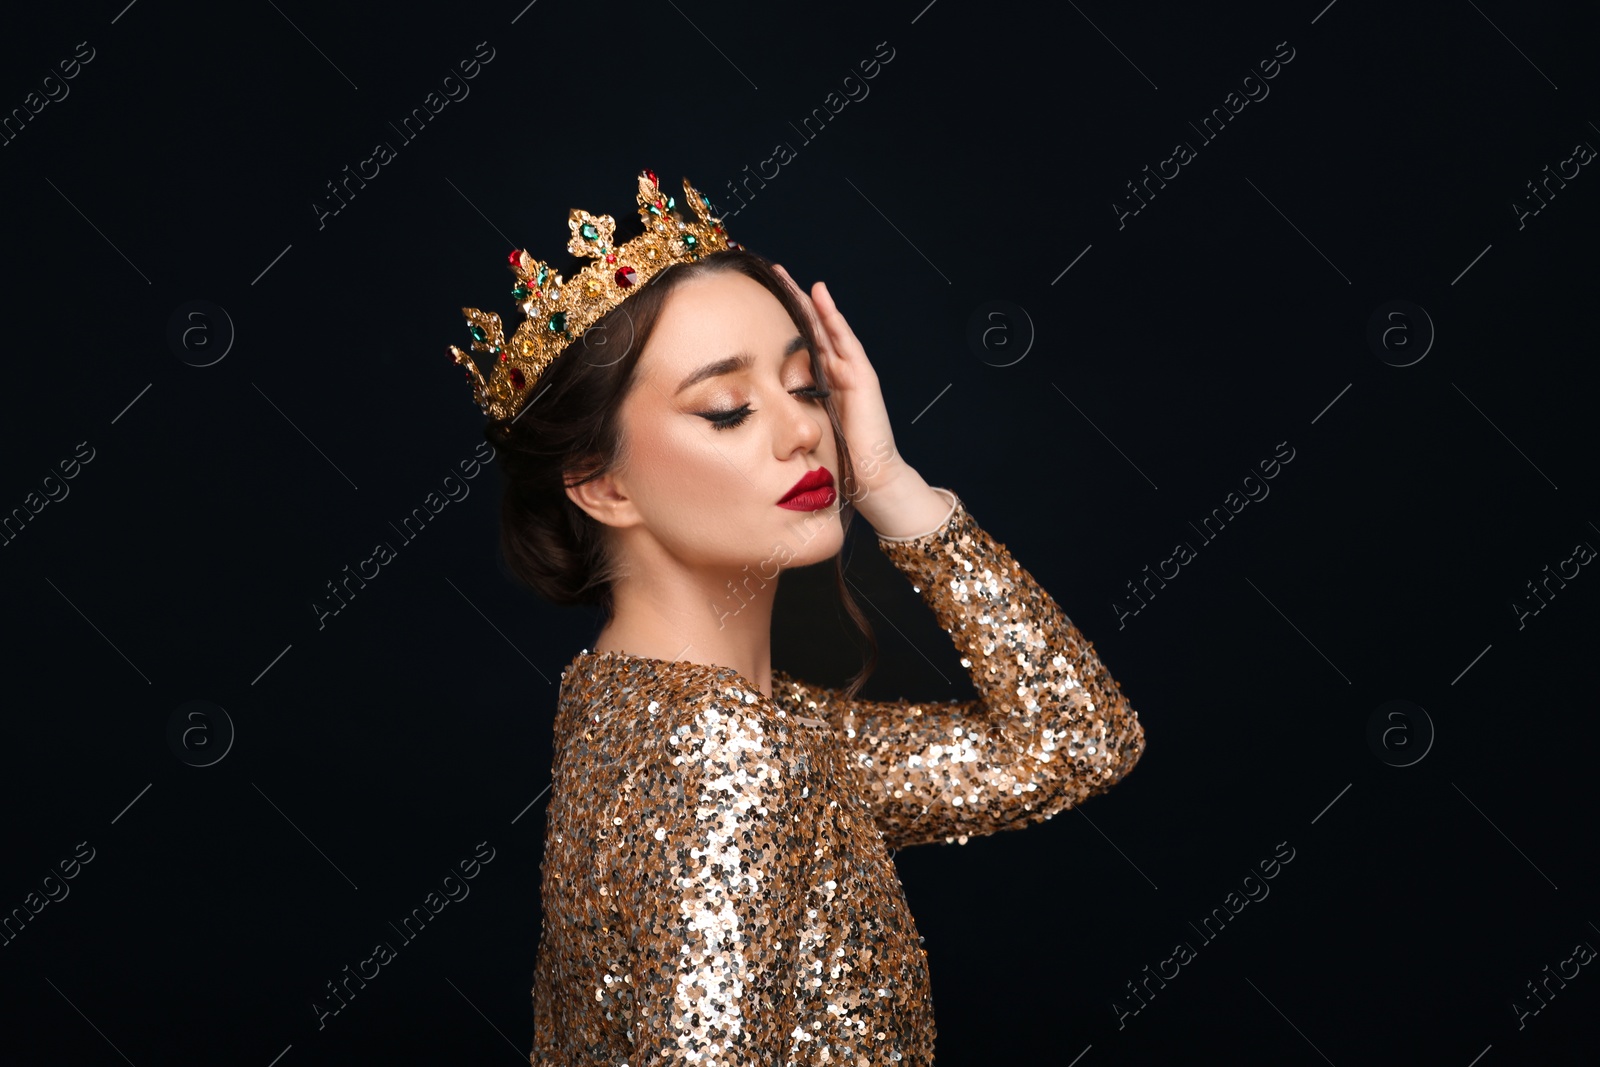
[{"x1": 776, "y1": 510, "x2": 845, "y2": 561}]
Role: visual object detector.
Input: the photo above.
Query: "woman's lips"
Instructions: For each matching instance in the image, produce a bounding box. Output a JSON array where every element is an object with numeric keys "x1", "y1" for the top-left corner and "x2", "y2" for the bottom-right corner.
[
  {"x1": 778, "y1": 467, "x2": 836, "y2": 510},
  {"x1": 777, "y1": 485, "x2": 837, "y2": 511}
]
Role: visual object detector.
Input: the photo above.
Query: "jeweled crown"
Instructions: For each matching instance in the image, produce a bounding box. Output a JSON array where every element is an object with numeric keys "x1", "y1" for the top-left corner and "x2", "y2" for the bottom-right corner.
[{"x1": 447, "y1": 169, "x2": 739, "y2": 421}]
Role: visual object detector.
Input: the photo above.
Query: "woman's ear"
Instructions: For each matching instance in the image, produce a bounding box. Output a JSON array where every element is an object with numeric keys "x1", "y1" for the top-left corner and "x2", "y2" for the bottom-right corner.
[{"x1": 565, "y1": 465, "x2": 639, "y2": 530}]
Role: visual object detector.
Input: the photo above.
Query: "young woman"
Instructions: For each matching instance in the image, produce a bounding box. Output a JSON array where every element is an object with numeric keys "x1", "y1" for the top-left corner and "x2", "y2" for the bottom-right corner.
[{"x1": 452, "y1": 171, "x2": 1146, "y2": 1065}]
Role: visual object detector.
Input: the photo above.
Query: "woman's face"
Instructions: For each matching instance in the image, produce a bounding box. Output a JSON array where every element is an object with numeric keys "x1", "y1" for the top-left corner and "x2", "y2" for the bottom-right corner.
[{"x1": 597, "y1": 268, "x2": 845, "y2": 575}]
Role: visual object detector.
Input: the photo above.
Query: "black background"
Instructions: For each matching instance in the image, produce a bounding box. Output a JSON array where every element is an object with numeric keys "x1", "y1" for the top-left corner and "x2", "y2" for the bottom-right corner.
[{"x1": 2, "y1": 0, "x2": 1597, "y2": 1063}]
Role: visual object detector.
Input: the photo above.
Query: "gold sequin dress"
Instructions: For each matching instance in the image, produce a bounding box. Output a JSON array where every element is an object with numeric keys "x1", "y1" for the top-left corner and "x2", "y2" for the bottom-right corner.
[{"x1": 529, "y1": 487, "x2": 1146, "y2": 1065}]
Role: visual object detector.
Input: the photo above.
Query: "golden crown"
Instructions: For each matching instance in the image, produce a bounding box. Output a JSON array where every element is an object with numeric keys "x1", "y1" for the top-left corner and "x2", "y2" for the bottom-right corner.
[{"x1": 447, "y1": 168, "x2": 740, "y2": 421}]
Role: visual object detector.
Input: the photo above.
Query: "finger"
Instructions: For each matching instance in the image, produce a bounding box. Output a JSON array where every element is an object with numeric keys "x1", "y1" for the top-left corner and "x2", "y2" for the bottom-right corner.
[
  {"x1": 811, "y1": 281, "x2": 868, "y2": 363},
  {"x1": 773, "y1": 264, "x2": 810, "y2": 305},
  {"x1": 773, "y1": 266, "x2": 835, "y2": 358},
  {"x1": 772, "y1": 264, "x2": 813, "y2": 316}
]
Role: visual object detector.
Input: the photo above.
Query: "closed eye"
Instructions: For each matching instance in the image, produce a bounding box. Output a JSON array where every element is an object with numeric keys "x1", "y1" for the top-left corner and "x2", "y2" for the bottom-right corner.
[{"x1": 700, "y1": 385, "x2": 831, "y2": 431}]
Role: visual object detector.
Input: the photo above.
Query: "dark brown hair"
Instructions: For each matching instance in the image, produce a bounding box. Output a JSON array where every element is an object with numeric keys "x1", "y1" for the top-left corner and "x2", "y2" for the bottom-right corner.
[{"x1": 484, "y1": 248, "x2": 878, "y2": 701}]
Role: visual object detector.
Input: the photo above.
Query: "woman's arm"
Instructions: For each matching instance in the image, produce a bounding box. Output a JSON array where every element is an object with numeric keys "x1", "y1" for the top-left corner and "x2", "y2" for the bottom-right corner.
[
  {"x1": 764, "y1": 269, "x2": 1144, "y2": 849},
  {"x1": 775, "y1": 487, "x2": 1147, "y2": 850}
]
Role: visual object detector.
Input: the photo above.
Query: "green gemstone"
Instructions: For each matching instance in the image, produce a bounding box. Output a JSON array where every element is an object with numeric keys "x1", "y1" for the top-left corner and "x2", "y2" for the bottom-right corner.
[
  {"x1": 666, "y1": 196, "x2": 675, "y2": 209},
  {"x1": 580, "y1": 223, "x2": 598, "y2": 240},
  {"x1": 469, "y1": 325, "x2": 486, "y2": 342},
  {"x1": 682, "y1": 233, "x2": 698, "y2": 249},
  {"x1": 512, "y1": 284, "x2": 530, "y2": 299},
  {"x1": 548, "y1": 311, "x2": 567, "y2": 332},
  {"x1": 537, "y1": 266, "x2": 548, "y2": 284},
  {"x1": 647, "y1": 204, "x2": 661, "y2": 216}
]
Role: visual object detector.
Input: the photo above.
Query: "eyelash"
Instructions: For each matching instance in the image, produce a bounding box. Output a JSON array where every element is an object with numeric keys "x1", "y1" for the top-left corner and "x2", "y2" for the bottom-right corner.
[{"x1": 703, "y1": 386, "x2": 831, "y2": 431}]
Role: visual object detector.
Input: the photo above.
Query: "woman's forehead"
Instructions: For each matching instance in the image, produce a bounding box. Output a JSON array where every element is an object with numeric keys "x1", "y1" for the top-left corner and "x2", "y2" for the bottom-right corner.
[{"x1": 640, "y1": 273, "x2": 798, "y2": 372}]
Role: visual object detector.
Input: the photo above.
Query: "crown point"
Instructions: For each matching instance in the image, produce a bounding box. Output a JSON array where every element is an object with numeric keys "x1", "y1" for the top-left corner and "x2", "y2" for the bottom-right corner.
[
  {"x1": 644, "y1": 169, "x2": 658, "y2": 185},
  {"x1": 508, "y1": 249, "x2": 524, "y2": 266}
]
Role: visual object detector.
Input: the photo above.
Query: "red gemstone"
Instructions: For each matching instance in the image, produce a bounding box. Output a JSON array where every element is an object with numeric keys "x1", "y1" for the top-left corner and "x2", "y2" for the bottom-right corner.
[
  {"x1": 713, "y1": 224, "x2": 723, "y2": 233},
  {"x1": 655, "y1": 199, "x2": 664, "y2": 210},
  {"x1": 644, "y1": 169, "x2": 658, "y2": 185},
  {"x1": 508, "y1": 367, "x2": 526, "y2": 389},
  {"x1": 499, "y1": 351, "x2": 509, "y2": 362},
  {"x1": 605, "y1": 253, "x2": 617, "y2": 264},
  {"x1": 507, "y1": 249, "x2": 523, "y2": 266},
  {"x1": 614, "y1": 265, "x2": 637, "y2": 288}
]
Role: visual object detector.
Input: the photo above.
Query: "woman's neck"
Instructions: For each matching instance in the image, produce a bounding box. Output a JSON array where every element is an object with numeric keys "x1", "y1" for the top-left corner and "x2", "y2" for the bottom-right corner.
[{"x1": 594, "y1": 586, "x2": 777, "y2": 700}]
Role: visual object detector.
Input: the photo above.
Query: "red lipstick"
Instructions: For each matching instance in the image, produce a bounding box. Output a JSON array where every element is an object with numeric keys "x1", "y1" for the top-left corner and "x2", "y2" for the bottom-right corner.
[{"x1": 777, "y1": 466, "x2": 836, "y2": 511}]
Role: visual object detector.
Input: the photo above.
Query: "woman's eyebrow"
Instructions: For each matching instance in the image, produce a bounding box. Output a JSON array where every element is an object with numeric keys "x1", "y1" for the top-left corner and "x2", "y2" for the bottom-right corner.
[{"x1": 674, "y1": 334, "x2": 808, "y2": 394}]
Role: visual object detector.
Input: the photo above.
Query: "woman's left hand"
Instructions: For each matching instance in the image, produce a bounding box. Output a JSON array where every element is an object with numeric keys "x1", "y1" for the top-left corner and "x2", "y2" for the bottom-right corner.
[{"x1": 771, "y1": 265, "x2": 905, "y2": 506}]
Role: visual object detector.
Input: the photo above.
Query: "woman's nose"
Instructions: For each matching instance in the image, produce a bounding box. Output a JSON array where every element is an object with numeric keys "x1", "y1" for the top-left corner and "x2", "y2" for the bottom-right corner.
[{"x1": 785, "y1": 392, "x2": 824, "y2": 452}]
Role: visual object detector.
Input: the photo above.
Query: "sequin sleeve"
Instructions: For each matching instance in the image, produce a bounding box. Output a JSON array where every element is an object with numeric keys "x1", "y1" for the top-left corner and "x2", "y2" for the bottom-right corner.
[
  {"x1": 603, "y1": 700, "x2": 809, "y2": 1061},
  {"x1": 779, "y1": 489, "x2": 1146, "y2": 850}
]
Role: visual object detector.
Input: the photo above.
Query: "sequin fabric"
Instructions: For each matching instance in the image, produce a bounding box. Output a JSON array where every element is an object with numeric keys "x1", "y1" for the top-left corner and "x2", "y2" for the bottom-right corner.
[{"x1": 529, "y1": 490, "x2": 1146, "y2": 1065}]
